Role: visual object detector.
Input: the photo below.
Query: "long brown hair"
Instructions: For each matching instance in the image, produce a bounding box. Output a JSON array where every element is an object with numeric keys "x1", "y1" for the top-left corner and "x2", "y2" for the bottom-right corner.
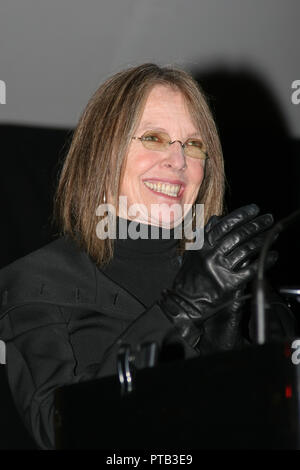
[{"x1": 53, "y1": 63, "x2": 225, "y2": 267}]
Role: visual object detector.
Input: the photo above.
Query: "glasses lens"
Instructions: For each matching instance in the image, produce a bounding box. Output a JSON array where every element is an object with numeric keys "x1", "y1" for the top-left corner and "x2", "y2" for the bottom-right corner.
[
  {"x1": 184, "y1": 139, "x2": 207, "y2": 159},
  {"x1": 140, "y1": 131, "x2": 169, "y2": 151}
]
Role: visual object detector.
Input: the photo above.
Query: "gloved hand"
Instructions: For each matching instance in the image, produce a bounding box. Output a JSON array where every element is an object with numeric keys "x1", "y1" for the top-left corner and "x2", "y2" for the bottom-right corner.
[{"x1": 158, "y1": 203, "x2": 278, "y2": 355}]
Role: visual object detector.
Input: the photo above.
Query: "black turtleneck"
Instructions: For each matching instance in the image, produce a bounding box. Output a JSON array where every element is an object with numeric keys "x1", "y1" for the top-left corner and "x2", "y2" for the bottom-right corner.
[{"x1": 100, "y1": 216, "x2": 182, "y2": 308}]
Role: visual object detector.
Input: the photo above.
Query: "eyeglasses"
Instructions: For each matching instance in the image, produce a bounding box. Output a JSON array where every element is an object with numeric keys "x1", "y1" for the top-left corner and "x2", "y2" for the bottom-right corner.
[{"x1": 132, "y1": 130, "x2": 209, "y2": 161}]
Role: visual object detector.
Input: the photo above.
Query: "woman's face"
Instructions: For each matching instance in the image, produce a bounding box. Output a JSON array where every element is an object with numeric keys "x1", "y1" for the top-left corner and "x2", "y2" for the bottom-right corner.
[{"x1": 118, "y1": 84, "x2": 206, "y2": 228}]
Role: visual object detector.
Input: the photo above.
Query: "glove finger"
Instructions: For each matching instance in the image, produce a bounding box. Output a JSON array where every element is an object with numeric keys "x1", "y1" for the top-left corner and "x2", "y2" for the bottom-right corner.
[
  {"x1": 224, "y1": 228, "x2": 276, "y2": 270},
  {"x1": 207, "y1": 203, "x2": 260, "y2": 246},
  {"x1": 204, "y1": 215, "x2": 222, "y2": 234},
  {"x1": 226, "y1": 239, "x2": 265, "y2": 271},
  {"x1": 219, "y1": 213, "x2": 274, "y2": 255},
  {"x1": 226, "y1": 230, "x2": 279, "y2": 272},
  {"x1": 226, "y1": 288, "x2": 248, "y2": 314},
  {"x1": 238, "y1": 250, "x2": 279, "y2": 281}
]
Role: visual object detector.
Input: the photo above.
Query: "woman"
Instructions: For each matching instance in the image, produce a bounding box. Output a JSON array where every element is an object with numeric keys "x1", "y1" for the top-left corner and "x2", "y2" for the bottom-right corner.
[{"x1": 0, "y1": 63, "x2": 295, "y2": 450}]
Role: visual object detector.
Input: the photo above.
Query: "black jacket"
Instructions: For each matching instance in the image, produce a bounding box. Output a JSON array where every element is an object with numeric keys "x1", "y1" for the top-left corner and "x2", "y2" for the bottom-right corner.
[
  {"x1": 0, "y1": 236, "x2": 296, "y2": 449},
  {"x1": 0, "y1": 236, "x2": 197, "y2": 449}
]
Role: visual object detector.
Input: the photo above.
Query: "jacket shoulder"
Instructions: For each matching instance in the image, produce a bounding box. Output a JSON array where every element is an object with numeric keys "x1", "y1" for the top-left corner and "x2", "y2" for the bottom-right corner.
[{"x1": 0, "y1": 237, "x2": 97, "y2": 311}]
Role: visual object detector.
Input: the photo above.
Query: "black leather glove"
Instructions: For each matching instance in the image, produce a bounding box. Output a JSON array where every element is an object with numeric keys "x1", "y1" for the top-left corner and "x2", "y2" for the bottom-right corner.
[{"x1": 158, "y1": 204, "x2": 278, "y2": 355}]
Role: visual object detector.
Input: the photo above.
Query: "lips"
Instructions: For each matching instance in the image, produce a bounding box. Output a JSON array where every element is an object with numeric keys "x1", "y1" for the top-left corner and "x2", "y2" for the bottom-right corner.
[{"x1": 142, "y1": 178, "x2": 185, "y2": 199}]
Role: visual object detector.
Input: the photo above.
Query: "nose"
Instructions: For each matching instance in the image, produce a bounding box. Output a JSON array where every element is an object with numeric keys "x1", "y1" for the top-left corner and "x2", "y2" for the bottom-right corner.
[{"x1": 162, "y1": 140, "x2": 186, "y2": 170}]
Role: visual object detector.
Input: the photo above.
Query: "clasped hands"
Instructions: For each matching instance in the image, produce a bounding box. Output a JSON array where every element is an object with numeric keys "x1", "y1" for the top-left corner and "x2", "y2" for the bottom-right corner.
[{"x1": 158, "y1": 203, "x2": 278, "y2": 355}]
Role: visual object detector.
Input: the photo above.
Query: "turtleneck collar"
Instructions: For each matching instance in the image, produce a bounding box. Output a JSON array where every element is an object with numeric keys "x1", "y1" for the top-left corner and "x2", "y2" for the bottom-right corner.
[{"x1": 113, "y1": 216, "x2": 180, "y2": 258}]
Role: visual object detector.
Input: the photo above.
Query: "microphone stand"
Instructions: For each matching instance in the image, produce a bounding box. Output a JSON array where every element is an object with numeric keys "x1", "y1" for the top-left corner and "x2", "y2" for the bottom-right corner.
[{"x1": 254, "y1": 208, "x2": 300, "y2": 344}]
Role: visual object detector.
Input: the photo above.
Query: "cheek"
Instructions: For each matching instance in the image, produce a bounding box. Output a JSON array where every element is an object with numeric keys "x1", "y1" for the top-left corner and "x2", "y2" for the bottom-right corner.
[
  {"x1": 120, "y1": 151, "x2": 157, "y2": 196},
  {"x1": 188, "y1": 161, "x2": 205, "y2": 186},
  {"x1": 123, "y1": 151, "x2": 159, "y2": 180}
]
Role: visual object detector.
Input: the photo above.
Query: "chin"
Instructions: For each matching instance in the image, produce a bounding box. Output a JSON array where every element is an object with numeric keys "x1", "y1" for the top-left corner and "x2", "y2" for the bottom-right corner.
[{"x1": 149, "y1": 211, "x2": 184, "y2": 229}]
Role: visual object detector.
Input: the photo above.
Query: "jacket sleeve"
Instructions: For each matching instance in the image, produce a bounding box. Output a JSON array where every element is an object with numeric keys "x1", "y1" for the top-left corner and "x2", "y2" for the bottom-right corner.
[
  {"x1": 0, "y1": 303, "x2": 77, "y2": 450},
  {"x1": 0, "y1": 301, "x2": 197, "y2": 450}
]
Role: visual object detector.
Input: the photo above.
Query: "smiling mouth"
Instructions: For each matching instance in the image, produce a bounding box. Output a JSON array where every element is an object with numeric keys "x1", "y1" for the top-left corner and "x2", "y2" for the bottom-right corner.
[{"x1": 143, "y1": 180, "x2": 183, "y2": 198}]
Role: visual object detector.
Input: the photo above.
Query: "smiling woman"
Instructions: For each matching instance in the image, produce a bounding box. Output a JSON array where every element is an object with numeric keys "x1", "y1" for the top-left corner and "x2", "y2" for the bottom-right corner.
[
  {"x1": 0, "y1": 63, "x2": 296, "y2": 450},
  {"x1": 118, "y1": 85, "x2": 207, "y2": 229},
  {"x1": 53, "y1": 63, "x2": 225, "y2": 266}
]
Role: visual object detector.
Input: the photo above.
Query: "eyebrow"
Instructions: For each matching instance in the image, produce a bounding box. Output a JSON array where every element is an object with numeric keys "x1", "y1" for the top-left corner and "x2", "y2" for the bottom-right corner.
[{"x1": 138, "y1": 123, "x2": 203, "y2": 140}]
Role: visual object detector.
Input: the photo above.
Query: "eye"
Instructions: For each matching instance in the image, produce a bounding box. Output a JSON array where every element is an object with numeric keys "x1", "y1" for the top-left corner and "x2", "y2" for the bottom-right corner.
[
  {"x1": 186, "y1": 139, "x2": 204, "y2": 148},
  {"x1": 142, "y1": 134, "x2": 159, "y2": 142},
  {"x1": 141, "y1": 132, "x2": 162, "y2": 143}
]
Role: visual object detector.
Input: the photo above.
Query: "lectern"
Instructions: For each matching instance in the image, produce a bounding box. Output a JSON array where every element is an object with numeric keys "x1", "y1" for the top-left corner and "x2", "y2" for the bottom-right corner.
[{"x1": 54, "y1": 342, "x2": 300, "y2": 449}]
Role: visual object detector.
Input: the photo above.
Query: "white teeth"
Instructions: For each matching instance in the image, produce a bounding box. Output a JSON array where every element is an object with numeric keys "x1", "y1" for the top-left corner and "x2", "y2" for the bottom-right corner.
[{"x1": 144, "y1": 181, "x2": 181, "y2": 197}]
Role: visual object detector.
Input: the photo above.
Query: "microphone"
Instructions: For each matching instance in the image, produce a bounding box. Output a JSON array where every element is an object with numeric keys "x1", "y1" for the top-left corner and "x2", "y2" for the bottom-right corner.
[{"x1": 253, "y1": 208, "x2": 300, "y2": 345}]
